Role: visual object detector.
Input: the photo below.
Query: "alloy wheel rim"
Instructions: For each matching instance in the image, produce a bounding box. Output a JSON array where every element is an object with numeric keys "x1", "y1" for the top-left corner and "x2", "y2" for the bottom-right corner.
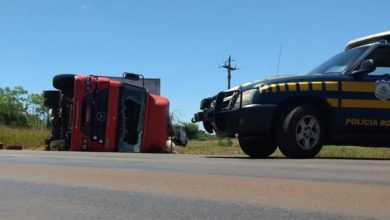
[{"x1": 295, "y1": 115, "x2": 320, "y2": 150}]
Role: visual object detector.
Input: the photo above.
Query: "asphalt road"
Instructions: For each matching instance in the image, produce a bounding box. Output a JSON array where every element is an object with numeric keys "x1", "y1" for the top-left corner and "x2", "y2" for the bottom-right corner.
[{"x1": 0, "y1": 151, "x2": 389, "y2": 220}]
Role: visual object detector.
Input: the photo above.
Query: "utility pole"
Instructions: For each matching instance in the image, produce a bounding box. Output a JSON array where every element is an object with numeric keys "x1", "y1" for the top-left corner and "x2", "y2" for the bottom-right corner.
[{"x1": 220, "y1": 55, "x2": 238, "y2": 89}]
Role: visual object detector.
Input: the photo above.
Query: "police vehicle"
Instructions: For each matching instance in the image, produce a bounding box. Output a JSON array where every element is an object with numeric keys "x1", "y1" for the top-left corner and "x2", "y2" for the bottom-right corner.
[{"x1": 192, "y1": 31, "x2": 390, "y2": 158}]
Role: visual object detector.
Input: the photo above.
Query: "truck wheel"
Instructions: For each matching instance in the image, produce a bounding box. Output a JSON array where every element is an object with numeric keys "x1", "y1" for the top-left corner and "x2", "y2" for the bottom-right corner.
[
  {"x1": 43, "y1": 90, "x2": 60, "y2": 108},
  {"x1": 183, "y1": 138, "x2": 188, "y2": 147},
  {"x1": 277, "y1": 105, "x2": 324, "y2": 158},
  {"x1": 49, "y1": 140, "x2": 66, "y2": 151},
  {"x1": 238, "y1": 134, "x2": 277, "y2": 158},
  {"x1": 53, "y1": 74, "x2": 75, "y2": 90}
]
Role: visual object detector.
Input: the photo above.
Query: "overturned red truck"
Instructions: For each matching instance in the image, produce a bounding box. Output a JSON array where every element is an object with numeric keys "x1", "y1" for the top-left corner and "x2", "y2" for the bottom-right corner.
[{"x1": 43, "y1": 73, "x2": 169, "y2": 153}]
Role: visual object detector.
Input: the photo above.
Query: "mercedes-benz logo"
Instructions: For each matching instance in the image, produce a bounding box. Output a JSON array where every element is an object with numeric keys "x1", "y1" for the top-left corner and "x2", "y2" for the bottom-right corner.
[{"x1": 97, "y1": 112, "x2": 107, "y2": 122}]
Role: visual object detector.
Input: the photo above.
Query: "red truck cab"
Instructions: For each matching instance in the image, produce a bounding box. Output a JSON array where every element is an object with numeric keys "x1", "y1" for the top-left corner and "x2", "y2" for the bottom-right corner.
[{"x1": 44, "y1": 73, "x2": 169, "y2": 153}]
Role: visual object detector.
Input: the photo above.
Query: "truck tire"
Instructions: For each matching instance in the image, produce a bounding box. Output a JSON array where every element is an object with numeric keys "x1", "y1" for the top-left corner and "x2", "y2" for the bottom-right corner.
[
  {"x1": 238, "y1": 134, "x2": 277, "y2": 158},
  {"x1": 53, "y1": 74, "x2": 75, "y2": 90},
  {"x1": 277, "y1": 105, "x2": 324, "y2": 158},
  {"x1": 43, "y1": 90, "x2": 60, "y2": 108},
  {"x1": 183, "y1": 138, "x2": 188, "y2": 147},
  {"x1": 49, "y1": 140, "x2": 66, "y2": 151}
]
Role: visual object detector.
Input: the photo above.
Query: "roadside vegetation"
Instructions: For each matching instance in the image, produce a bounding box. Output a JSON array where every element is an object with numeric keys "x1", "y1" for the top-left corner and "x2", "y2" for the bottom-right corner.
[
  {"x1": 0, "y1": 86, "x2": 49, "y2": 149},
  {"x1": 175, "y1": 139, "x2": 243, "y2": 155},
  {"x1": 0, "y1": 87, "x2": 48, "y2": 128},
  {"x1": 176, "y1": 135, "x2": 390, "y2": 159},
  {"x1": 0, "y1": 125, "x2": 49, "y2": 150}
]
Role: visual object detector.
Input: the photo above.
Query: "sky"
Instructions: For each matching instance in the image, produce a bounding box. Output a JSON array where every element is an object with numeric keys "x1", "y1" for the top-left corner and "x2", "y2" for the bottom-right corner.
[{"x1": 1, "y1": 0, "x2": 390, "y2": 122}]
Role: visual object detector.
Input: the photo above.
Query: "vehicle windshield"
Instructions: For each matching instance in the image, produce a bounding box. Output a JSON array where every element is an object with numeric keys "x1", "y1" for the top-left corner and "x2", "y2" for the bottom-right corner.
[{"x1": 309, "y1": 46, "x2": 369, "y2": 74}]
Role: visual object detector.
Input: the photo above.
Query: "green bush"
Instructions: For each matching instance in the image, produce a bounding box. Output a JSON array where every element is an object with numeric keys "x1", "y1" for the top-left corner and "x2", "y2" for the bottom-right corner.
[
  {"x1": 184, "y1": 123, "x2": 199, "y2": 139},
  {"x1": 0, "y1": 125, "x2": 49, "y2": 150},
  {"x1": 197, "y1": 130, "x2": 217, "y2": 141},
  {"x1": 197, "y1": 136, "x2": 206, "y2": 141},
  {"x1": 0, "y1": 86, "x2": 48, "y2": 128},
  {"x1": 217, "y1": 138, "x2": 233, "y2": 147}
]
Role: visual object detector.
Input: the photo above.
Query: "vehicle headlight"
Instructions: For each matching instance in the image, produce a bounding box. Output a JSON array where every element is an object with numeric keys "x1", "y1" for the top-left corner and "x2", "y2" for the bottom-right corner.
[
  {"x1": 201, "y1": 98, "x2": 214, "y2": 110},
  {"x1": 210, "y1": 100, "x2": 216, "y2": 109}
]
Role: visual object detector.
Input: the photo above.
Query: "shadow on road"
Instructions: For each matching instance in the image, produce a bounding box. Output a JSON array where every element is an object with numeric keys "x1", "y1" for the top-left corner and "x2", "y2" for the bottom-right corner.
[
  {"x1": 205, "y1": 156, "x2": 390, "y2": 161},
  {"x1": 314, "y1": 156, "x2": 390, "y2": 161},
  {"x1": 205, "y1": 156, "x2": 284, "y2": 160}
]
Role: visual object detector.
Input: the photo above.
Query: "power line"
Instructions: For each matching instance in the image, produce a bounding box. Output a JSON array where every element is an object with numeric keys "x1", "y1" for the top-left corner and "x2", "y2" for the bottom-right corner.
[{"x1": 276, "y1": 42, "x2": 283, "y2": 75}]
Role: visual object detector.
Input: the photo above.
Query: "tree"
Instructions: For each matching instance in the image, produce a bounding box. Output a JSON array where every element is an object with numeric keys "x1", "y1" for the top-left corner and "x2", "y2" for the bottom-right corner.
[
  {"x1": 184, "y1": 123, "x2": 199, "y2": 140},
  {"x1": 27, "y1": 93, "x2": 48, "y2": 128},
  {"x1": 0, "y1": 87, "x2": 29, "y2": 127},
  {"x1": 0, "y1": 87, "x2": 48, "y2": 128}
]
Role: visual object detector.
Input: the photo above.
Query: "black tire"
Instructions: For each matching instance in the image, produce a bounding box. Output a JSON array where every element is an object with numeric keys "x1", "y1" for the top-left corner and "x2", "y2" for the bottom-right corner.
[
  {"x1": 183, "y1": 138, "x2": 188, "y2": 147},
  {"x1": 43, "y1": 90, "x2": 60, "y2": 108},
  {"x1": 6, "y1": 146, "x2": 22, "y2": 150},
  {"x1": 49, "y1": 140, "x2": 68, "y2": 151},
  {"x1": 238, "y1": 134, "x2": 277, "y2": 158},
  {"x1": 277, "y1": 105, "x2": 324, "y2": 158},
  {"x1": 53, "y1": 74, "x2": 75, "y2": 90}
]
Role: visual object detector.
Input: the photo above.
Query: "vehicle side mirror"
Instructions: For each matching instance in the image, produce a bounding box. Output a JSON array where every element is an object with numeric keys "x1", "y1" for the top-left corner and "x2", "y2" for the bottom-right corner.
[
  {"x1": 124, "y1": 72, "x2": 140, "y2": 81},
  {"x1": 122, "y1": 72, "x2": 145, "y2": 88},
  {"x1": 352, "y1": 59, "x2": 376, "y2": 77}
]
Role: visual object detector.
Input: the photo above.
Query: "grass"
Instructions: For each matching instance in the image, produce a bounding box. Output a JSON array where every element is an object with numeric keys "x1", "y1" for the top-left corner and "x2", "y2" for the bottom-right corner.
[
  {"x1": 176, "y1": 139, "x2": 243, "y2": 155},
  {"x1": 176, "y1": 138, "x2": 390, "y2": 159},
  {"x1": 0, "y1": 125, "x2": 49, "y2": 150},
  {"x1": 318, "y1": 145, "x2": 390, "y2": 158},
  {"x1": 0, "y1": 124, "x2": 389, "y2": 159}
]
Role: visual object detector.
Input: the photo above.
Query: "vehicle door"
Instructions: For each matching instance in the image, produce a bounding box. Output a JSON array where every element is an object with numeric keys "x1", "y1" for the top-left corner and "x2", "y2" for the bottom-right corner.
[{"x1": 339, "y1": 45, "x2": 390, "y2": 134}]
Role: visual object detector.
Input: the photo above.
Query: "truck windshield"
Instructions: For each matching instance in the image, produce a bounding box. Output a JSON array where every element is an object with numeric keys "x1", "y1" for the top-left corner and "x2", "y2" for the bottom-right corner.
[
  {"x1": 309, "y1": 46, "x2": 369, "y2": 74},
  {"x1": 116, "y1": 86, "x2": 146, "y2": 153}
]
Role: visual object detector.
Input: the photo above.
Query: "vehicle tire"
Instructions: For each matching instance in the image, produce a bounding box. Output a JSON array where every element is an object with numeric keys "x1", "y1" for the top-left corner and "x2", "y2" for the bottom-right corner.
[
  {"x1": 183, "y1": 138, "x2": 188, "y2": 147},
  {"x1": 43, "y1": 90, "x2": 60, "y2": 108},
  {"x1": 238, "y1": 134, "x2": 277, "y2": 158},
  {"x1": 277, "y1": 105, "x2": 324, "y2": 158},
  {"x1": 53, "y1": 74, "x2": 75, "y2": 90},
  {"x1": 49, "y1": 140, "x2": 66, "y2": 151}
]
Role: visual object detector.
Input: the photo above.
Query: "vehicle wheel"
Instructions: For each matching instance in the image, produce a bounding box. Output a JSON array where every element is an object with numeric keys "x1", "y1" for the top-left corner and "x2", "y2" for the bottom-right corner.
[
  {"x1": 277, "y1": 105, "x2": 324, "y2": 158},
  {"x1": 50, "y1": 140, "x2": 66, "y2": 151},
  {"x1": 53, "y1": 74, "x2": 75, "y2": 90},
  {"x1": 238, "y1": 134, "x2": 277, "y2": 158},
  {"x1": 183, "y1": 138, "x2": 188, "y2": 147},
  {"x1": 43, "y1": 90, "x2": 60, "y2": 108}
]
